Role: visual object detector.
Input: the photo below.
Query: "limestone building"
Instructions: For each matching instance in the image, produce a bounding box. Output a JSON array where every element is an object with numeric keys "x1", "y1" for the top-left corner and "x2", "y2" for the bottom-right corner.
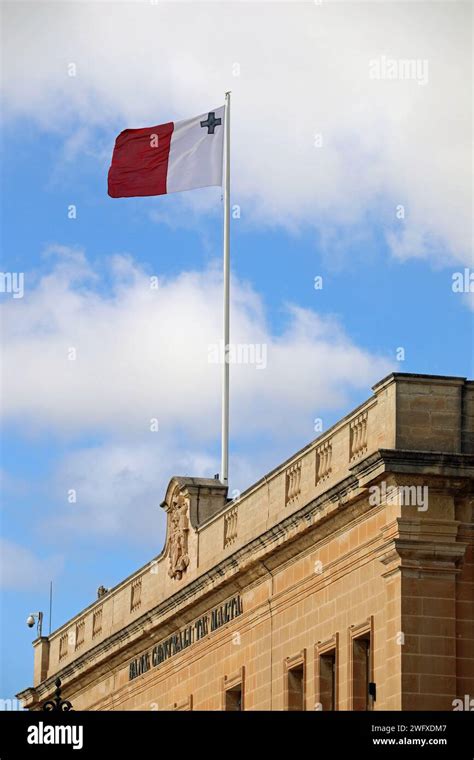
[{"x1": 18, "y1": 373, "x2": 474, "y2": 711}]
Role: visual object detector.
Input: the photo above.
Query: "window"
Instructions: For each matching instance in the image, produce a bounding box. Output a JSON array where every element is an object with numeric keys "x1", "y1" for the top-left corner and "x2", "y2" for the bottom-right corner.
[
  {"x1": 319, "y1": 650, "x2": 336, "y2": 710},
  {"x1": 315, "y1": 635, "x2": 338, "y2": 711},
  {"x1": 287, "y1": 664, "x2": 304, "y2": 711},
  {"x1": 284, "y1": 651, "x2": 306, "y2": 711},
  {"x1": 351, "y1": 630, "x2": 373, "y2": 710},
  {"x1": 225, "y1": 683, "x2": 242, "y2": 711},
  {"x1": 172, "y1": 695, "x2": 193, "y2": 711},
  {"x1": 222, "y1": 667, "x2": 245, "y2": 711}
]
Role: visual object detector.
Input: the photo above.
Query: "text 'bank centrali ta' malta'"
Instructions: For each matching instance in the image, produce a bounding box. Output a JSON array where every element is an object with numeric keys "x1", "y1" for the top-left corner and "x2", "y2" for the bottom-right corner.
[{"x1": 18, "y1": 373, "x2": 474, "y2": 711}]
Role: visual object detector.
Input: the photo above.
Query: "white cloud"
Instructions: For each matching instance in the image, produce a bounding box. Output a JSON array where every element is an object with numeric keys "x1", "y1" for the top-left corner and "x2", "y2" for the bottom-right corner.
[
  {"x1": 41, "y1": 438, "x2": 273, "y2": 545},
  {"x1": 45, "y1": 442, "x2": 187, "y2": 545},
  {"x1": 1, "y1": 245, "x2": 393, "y2": 543},
  {"x1": 0, "y1": 539, "x2": 64, "y2": 592},
  {"x1": 0, "y1": 247, "x2": 392, "y2": 441},
  {"x1": 2, "y1": 1, "x2": 471, "y2": 265}
]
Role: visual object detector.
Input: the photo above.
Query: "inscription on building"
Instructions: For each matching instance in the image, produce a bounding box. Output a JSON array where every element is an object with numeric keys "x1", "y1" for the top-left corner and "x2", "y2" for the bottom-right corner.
[{"x1": 128, "y1": 594, "x2": 243, "y2": 681}]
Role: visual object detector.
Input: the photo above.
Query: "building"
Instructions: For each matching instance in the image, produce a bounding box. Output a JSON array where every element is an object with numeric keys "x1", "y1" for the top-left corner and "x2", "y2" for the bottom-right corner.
[{"x1": 18, "y1": 373, "x2": 474, "y2": 711}]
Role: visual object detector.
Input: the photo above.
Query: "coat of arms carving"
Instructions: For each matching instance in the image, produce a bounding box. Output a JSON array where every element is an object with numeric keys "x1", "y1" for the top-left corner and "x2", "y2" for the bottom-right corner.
[{"x1": 167, "y1": 491, "x2": 190, "y2": 580}]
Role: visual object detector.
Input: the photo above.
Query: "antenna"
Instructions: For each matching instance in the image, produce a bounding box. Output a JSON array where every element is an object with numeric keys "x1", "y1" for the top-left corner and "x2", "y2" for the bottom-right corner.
[{"x1": 49, "y1": 580, "x2": 53, "y2": 635}]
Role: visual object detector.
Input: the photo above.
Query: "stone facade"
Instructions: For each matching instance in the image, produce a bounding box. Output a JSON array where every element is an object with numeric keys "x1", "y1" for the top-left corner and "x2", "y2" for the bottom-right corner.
[{"x1": 18, "y1": 373, "x2": 474, "y2": 711}]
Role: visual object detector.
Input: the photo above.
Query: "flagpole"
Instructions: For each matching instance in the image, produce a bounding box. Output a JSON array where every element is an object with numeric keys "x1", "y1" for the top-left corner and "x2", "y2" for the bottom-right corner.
[{"x1": 221, "y1": 91, "x2": 231, "y2": 487}]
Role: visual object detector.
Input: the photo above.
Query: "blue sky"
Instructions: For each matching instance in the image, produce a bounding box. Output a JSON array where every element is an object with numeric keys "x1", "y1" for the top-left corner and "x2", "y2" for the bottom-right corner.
[{"x1": 0, "y1": 0, "x2": 472, "y2": 703}]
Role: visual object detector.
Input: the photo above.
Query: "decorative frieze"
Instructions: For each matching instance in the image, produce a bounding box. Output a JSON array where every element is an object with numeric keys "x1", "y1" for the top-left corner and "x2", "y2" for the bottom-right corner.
[
  {"x1": 315, "y1": 440, "x2": 332, "y2": 484},
  {"x1": 350, "y1": 412, "x2": 368, "y2": 461},
  {"x1": 224, "y1": 506, "x2": 238, "y2": 548},
  {"x1": 285, "y1": 461, "x2": 302, "y2": 506},
  {"x1": 131, "y1": 578, "x2": 142, "y2": 612}
]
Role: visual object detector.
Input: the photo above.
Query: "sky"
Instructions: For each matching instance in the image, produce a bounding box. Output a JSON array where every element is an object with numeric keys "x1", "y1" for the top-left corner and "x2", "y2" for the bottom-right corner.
[{"x1": 0, "y1": 0, "x2": 472, "y2": 704}]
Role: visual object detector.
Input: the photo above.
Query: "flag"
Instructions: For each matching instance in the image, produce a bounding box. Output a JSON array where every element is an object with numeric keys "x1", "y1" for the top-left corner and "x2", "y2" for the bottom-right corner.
[{"x1": 108, "y1": 106, "x2": 225, "y2": 198}]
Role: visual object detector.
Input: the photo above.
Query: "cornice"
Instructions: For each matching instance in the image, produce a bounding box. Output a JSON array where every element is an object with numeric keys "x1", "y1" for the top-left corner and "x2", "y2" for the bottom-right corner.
[{"x1": 18, "y1": 446, "x2": 473, "y2": 706}]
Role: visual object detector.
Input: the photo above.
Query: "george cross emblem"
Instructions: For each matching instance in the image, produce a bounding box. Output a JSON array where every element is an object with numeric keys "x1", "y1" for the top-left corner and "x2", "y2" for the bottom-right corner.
[{"x1": 200, "y1": 112, "x2": 222, "y2": 135}]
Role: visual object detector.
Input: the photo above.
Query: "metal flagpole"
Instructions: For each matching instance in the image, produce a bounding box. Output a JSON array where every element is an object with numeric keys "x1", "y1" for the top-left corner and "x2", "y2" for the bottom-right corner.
[{"x1": 221, "y1": 91, "x2": 231, "y2": 487}]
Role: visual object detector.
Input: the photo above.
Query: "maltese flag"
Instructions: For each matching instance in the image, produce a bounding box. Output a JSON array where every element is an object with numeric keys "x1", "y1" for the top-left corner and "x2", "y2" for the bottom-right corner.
[{"x1": 108, "y1": 106, "x2": 225, "y2": 198}]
